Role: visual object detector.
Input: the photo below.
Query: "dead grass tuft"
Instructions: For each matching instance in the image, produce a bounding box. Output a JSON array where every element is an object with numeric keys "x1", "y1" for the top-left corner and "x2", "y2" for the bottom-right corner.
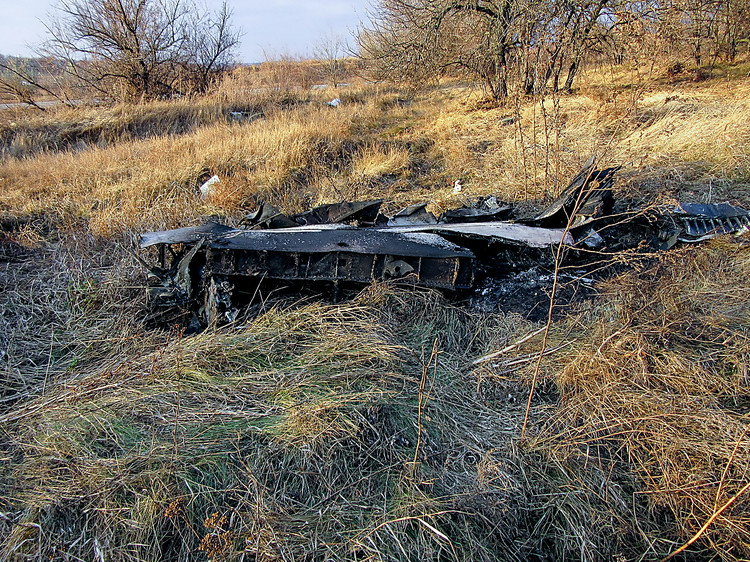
[{"x1": 0, "y1": 237, "x2": 159, "y2": 412}]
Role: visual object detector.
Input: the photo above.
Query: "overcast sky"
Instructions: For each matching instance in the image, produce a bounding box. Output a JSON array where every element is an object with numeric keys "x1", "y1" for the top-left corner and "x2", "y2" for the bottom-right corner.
[{"x1": 0, "y1": 0, "x2": 373, "y2": 63}]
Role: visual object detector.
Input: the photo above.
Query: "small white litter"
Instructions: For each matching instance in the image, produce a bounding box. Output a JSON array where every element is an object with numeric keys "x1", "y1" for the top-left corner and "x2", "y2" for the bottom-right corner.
[
  {"x1": 453, "y1": 180, "x2": 463, "y2": 193},
  {"x1": 328, "y1": 98, "x2": 342, "y2": 107},
  {"x1": 199, "y1": 175, "x2": 221, "y2": 199}
]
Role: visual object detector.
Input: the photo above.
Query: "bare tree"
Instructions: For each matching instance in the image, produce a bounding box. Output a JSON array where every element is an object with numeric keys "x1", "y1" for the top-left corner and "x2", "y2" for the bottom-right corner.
[
  {"x1": 42, "y1": 0, "x2": 239, "y2": 101},
  {"x1": 718, "y1": 0, "x2": 750, "y2": 61},
  {"x1": 315, "y1": 33, "x2": 348, "y2": 88},
  {"x1": 358, "y1": 0, "x2": 616, "y2": 100},
  {"x1": 181, "y1": 2, "x2": 239, "y2": 93}
]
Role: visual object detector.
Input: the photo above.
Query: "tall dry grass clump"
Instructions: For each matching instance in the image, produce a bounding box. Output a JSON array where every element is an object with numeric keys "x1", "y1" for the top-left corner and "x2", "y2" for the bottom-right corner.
[
  {"x1": 0, "y1": 238, "x2": 161, "y2": 414},
  {"x1": 532, "y1": 239, "x2": 750, "y2": 559}
]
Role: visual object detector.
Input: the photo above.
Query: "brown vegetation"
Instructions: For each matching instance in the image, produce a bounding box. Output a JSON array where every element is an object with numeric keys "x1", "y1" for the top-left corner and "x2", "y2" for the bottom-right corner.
[
  {"x1": 359, "y1": 0, "x2": 750, "y2": 101},
  {"x1": 0, "y1": 52, "x2": 749, "y2": 561}
]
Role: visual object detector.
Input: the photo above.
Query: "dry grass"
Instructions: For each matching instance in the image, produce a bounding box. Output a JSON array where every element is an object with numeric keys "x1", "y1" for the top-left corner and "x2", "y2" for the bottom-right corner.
[
  {"x1": 0, "y1": 237, "x2": 160, "y2": 410},
  {"x1": 0, "y1": 289, "x2": 555, "y2": 561},
  {"x1": 3, "y1": 60, "x2": 747, "y2": 241},
  {"x1": 2, "y1": 58, "x2": 750, "y2": 561},
  {"x1": 6, "y1": 241, "x2": 747, "y2": 560},
  {"x1": 351, "y1": 143, "x2": 411, "y2": 180},
  {"x1": 0, "y1": 82, "x2": 423, "y2": 238},
  {"x1": 529, "y1": 239, "x2": 750, "y2": 559},
  {"x1": 0, "y1": 97, "x2": 265, "y2": 159},
  {"x1": 0, "y1": 103, "x2": 354, "y2": 237},
  {"x1": 406, "y1": 73, "x2": 750, "y2": 206}
]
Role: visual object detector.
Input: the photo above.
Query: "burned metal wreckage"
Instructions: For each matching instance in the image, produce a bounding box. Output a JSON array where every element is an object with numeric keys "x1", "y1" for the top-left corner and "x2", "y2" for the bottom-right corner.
[{"x1": 139, "y1": 158, "x2": 750, "y2": 326}]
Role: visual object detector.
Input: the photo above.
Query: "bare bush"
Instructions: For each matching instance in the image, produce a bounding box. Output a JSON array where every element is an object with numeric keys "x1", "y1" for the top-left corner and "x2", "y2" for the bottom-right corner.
[
  {"x1": 315, "y1": 33, "x2": 349, "y2": 88},
  {"x1": 43, "y1": 0, "x2": 240, "y2": 101},
  {"x1": 359, "y1": 0, "x2": 750, "y2": 98},
  {"x1": 358, "y1": 0, "x2": 616, "y2": 100}
]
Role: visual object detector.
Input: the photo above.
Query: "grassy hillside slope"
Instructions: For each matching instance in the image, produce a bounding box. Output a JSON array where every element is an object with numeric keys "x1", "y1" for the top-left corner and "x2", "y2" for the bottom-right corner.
[{"x1": 1, "y1": 62, "x2": 749, "y2": 560}]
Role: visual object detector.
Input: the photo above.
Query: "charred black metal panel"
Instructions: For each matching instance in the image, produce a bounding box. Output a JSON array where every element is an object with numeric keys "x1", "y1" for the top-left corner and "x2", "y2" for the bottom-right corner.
[
  {"x1": 655, "y1": 201, "x2": 750, "y2": 248},
  {"x1": 140, "y1": 221, "x2": 233, "y2": 248},
  {"x1": 292, "y1": 199, "x2": 383, "y2": 226},
  {"x1": 211, "y1": 228, "x2": 473, "y2": 258},
  {"x1": 206, "y1": 247, "x2": 473, "y2": 289},
  {"x1": 528, "y1": 157, "x2": 617, "y2": 228},
  {"x1": 137, "y1": 159, "x2": 641, "y2": 327},
  {"x1": 674, "y1": 202, "x2": 750, "y2": 239}
]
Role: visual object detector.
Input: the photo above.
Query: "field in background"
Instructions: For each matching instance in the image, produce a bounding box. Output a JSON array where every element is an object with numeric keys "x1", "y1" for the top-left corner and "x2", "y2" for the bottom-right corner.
[{"x1": 1, "y1": 58, "x2": 749, "y2": 560}]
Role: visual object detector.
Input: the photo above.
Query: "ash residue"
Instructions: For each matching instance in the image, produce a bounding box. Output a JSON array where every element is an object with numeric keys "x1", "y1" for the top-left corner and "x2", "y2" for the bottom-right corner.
[{"x1": 471, "y1": 267, "x2": 599, "y2": 321}]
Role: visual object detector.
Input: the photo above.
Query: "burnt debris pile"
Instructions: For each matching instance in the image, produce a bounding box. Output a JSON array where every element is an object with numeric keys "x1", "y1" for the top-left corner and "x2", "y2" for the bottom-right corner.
[{"x1": 139, "y1": 157, "x2": 750, "y2": 326}]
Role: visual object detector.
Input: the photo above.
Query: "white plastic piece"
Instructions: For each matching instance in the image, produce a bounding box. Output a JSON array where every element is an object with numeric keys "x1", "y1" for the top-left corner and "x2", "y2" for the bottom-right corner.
[{"x1": 199, "y1": 175, "x2": 221, "y2": 199}]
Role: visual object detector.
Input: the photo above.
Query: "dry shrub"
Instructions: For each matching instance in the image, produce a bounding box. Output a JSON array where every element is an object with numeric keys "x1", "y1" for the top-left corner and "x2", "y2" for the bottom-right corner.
[{"x1": 534, "y1": 239, "x2": 750, "y2": 559}]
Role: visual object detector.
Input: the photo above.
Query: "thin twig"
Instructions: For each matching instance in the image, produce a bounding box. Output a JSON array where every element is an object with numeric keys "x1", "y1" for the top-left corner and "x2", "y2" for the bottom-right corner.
[
  {"x1": 662, "y1": 480, "x2": 750, "y2": 561},
  {"x1": 472, "y1": 326, "x2": 546, "y2": 365},
  {"x1": 522, "y1": 160, "x2": 598, "y2": 439},
  {"x1": 714, "y1": 425, "x2": 749, "y2": 512},
  {"x1": 411, "y1": 338, "x2": 439, "y2": 474}
]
